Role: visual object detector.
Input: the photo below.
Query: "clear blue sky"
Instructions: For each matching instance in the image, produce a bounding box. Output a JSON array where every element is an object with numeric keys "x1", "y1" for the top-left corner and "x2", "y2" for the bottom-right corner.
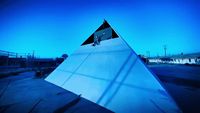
[{"x1": 0, "y1": 0, "x2": 200, "y2": 58}]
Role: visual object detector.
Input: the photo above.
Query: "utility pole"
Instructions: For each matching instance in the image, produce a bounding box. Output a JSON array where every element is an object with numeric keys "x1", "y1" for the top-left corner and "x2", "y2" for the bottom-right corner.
[
  {"x1": 32, "y1": 50, "x2": 35, "y2": 59},
  {"x1": 163, "y1": 45, "x2": 167, "y2": 57}
]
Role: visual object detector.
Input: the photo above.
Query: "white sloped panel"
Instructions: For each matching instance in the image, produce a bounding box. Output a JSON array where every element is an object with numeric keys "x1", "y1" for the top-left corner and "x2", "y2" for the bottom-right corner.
[
  {"x1": 150, "y1": 96, "x2": 180, "y2": 113},
  {"x1": 105, "y1": 85, "x2": 164, "y2": 113},
  {"x1": 115, "y1": 53, "x2": 137, "y2": 82},
  {"x1": 97, "y1": 54, "x2": 137, "y2": 106},
  {"x1": 76, "y1": 50, "x2": 131, "y2": 80},
  {"x1": 72, "y1": 43, "x2": 95, "y2": 55},
  {"x1": 62, "y1": 73, "x2": 110, "y2": 102},
  {"x1": 97, "y1": 38, "x2": 123, "y2": 46},
  {"x1": 57, "y1": 54, "x2": 89, "y2": 72},
  {"x1": 45, "y1": 70, "x2": 72, "y2": 86},
  {"x1": 124, "y1": 59, "x2": 164, "y2": 90},
  {"x1": 45, "y1": 32, "x2": 181, "y2": 113},
  {"x1": 94, "y1": 38, "x2": 129, "y2": 52}
]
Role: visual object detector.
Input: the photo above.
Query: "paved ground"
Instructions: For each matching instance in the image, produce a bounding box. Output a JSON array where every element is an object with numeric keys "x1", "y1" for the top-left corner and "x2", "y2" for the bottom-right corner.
[
  {"x1": 149, "y1": 64, "x2": 200, "y2": 113},
  {"x1": 0, "y1": 72, "x2": 113, "y2": 113},
  {"x1": 0, "y1": 67, "x2": 32, "y2": 78},
  {"x1": 1, "y1": 64, "x2": 199, "y2": 113}
]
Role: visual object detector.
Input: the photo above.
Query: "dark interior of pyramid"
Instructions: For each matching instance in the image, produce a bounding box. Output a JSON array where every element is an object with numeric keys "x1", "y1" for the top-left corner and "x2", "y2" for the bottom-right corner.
[{"x1": 81, "y1": 21, "x2": 119, "y2": 45}]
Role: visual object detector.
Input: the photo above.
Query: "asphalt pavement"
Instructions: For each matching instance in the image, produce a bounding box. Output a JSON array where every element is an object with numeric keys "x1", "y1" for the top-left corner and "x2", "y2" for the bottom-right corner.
[
  {"x1": 149, "y1": 64, "x2": 200, "y2": 113},
  {"x1": 0, "y1": 71, "x2": 113, "y2": 113}
]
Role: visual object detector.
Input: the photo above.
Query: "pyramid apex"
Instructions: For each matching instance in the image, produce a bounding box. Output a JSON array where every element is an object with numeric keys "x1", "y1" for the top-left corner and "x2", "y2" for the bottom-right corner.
[
  {"x1": 103, "y1": 19, "x2": 108, "y2": 23},
  {"x1": 81, "y1": 20, "x2": 119, "y2": 45}
]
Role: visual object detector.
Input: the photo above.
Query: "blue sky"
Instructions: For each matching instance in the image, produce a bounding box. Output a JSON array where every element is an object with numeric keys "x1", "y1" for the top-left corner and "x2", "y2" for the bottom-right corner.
[{"x1": 0, "y1": 0, "x2": 200, "y2": 58}]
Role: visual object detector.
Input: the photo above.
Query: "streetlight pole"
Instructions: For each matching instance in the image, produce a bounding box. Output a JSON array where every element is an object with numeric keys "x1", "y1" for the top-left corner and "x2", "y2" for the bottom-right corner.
[{"x1": 163, "y1": 45, "x2": 167, "y2": 57}]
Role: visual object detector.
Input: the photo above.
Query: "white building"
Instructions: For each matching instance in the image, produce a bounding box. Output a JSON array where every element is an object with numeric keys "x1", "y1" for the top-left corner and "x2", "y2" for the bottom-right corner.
[{"x1": 149, "y1": 53, "x2": 200, "y2": 65}]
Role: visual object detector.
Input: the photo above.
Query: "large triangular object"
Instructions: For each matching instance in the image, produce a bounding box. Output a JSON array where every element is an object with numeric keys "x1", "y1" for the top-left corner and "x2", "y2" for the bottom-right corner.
[{"x1": 45, "y1": 20, "x2": 182, "y2": 113}]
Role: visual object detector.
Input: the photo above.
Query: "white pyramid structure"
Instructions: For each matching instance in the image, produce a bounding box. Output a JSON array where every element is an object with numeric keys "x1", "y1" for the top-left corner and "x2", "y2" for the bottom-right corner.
[{"x1": 46, "y1": 21, "x2": 182, "y2": 113}]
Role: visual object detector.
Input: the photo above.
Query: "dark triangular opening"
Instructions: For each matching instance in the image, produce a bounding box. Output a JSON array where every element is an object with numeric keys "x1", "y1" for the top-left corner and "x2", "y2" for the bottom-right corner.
[
  {"x1": 96, "y1": 20, "x2": 110, "y2": 32},
  {"x1": 81, "y1": 20, "x2": 119, "y2": 45},
  {"x1": 81, "y1": 34, "x2": 94, "y2": 46},
  {"x1": 112, "y1": 29, "x2": 118, "y2": 38}
]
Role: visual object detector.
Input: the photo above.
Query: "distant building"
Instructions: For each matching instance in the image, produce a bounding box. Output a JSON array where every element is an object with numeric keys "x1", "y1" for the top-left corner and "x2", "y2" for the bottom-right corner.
[
  {"x1": 148, "y1": 52, "x2": 200, "y2": 65},
  {"x1": 148, "y1": 58, "x2": 162, "y2": 64},
  {"x1": 170, "y1": 53, "x2": 200, "y2": 65}
]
